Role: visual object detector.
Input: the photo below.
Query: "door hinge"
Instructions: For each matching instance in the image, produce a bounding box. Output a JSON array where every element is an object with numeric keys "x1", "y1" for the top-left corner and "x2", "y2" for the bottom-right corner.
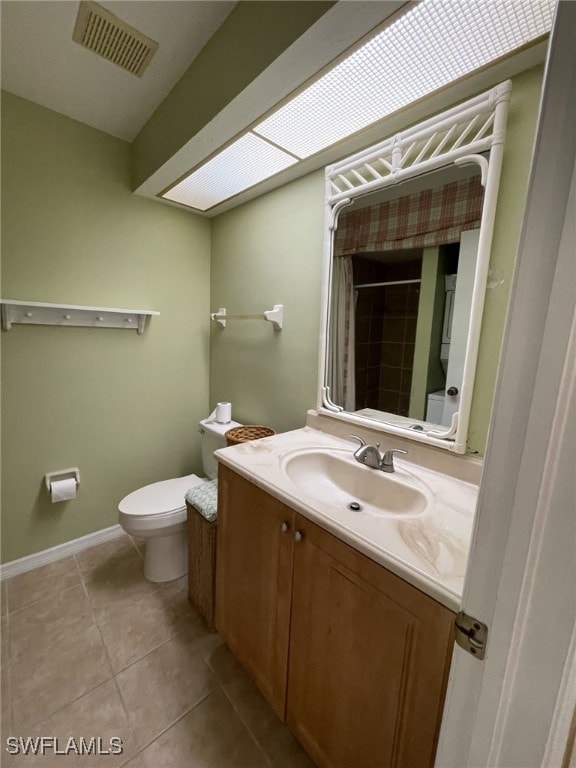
[{"x1": 454, "y1": 611, "x2": 488, "y2": 660}]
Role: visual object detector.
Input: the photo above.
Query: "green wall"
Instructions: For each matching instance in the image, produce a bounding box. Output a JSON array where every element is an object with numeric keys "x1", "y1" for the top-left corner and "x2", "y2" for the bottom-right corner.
[
  {"x1": 411, "y1": 246, "x2": 446, "y2": 420},
  {"x1": 209, "y1": 171, "x2": 325, "y2": 433},
  {"x1": 468, "y1": 65, "x2": 544, "y2": 453},
  {"x1": 1, "y1": 93, "x2": 211, "y2": 563},
  {"x1": 209, "y1": 65, "x2": 544, "y2": 455}
]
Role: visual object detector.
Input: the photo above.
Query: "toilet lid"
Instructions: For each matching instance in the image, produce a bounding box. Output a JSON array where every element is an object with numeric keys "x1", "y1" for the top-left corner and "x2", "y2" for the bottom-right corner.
[{"x1": 119, "y1": 474, "x2": 204, "y2": 516}]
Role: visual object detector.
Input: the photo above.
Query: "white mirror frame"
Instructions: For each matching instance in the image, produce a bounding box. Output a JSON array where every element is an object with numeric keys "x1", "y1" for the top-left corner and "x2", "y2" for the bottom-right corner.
[{"x1": 317, "y1": 80, "x2": 512, "y2": 453}]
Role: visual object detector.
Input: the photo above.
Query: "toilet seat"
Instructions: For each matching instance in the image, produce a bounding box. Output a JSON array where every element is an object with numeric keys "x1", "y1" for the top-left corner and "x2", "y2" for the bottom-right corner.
[{"x1": 119, "y1": 474, "x2": 205, "y2": 533}]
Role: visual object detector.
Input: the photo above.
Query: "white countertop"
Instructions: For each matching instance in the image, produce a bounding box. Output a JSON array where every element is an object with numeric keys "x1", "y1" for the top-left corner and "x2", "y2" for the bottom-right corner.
[{"x1": 215, "y1": 426, "x2": 479, "y2": 612}]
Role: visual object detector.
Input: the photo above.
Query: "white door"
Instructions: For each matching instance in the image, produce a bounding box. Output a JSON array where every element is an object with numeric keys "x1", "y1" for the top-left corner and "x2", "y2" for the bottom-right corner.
[{"x1": 435, "y1": 3, "x2": 576, "y2": 766}]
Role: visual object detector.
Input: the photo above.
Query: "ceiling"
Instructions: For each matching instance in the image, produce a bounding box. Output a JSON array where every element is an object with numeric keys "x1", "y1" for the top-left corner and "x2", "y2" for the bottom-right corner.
[{"x1": 0, "y1": 0, "x2": 237, "y2": 141}]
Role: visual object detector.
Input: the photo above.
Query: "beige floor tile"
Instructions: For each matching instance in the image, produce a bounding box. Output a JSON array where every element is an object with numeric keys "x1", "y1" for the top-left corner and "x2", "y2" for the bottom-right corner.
[
  {"x1": 128, "y1": 535, "x2": 145, "y2": 556},
  {"x1": 1, "y1": 665, "x2": 12, "y2": 739},
  {"x1": 159, "y1": 576, "x2": 215, "y2": 641},
  {"x1": 116, "y1": 632, "x2": 217, "y2": 747},
  {"x1": 5, "y1": 680, "x2": 137, "y2": 767},
  {"x1": 123, "y1": 688, "x2": 269, "y2": 768},
  {"x1": 79, "y1": 539, "x2": 160, "y2": 610},
  {"x1": 196, "y1": 633, "x2": 242, "y2": 684},
  {"x1": 1, "y1": 616, "x2": 9, "y2": 670},
  {"x1": 6, "y1": 558, "x2": 81, "y2": 612},
  {"x1": 224, "y1": 668, "x2": 315, "y2": 768},
  {"x1": 9, "y1": 585, "x2": 95, "y2": 667},
  {"x1": 94, "y1": 591, "x2": 183, "y2": 673},
  {"x1": 75, "y1": 536, "x2": 136, "y2": 576},
  {"x1": 11, "y1": 624, "x2": 112, "y2": 730},
  {"x1": 158, "y1": 575, "x2": 191, "y2": 614},
  {"x1": 3, "y1": 539, "x2": 318, "y2": 768}
]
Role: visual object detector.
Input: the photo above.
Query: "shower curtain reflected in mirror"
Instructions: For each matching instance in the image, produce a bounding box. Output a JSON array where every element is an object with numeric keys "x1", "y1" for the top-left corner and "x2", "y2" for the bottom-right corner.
[{"x1": 329, "y1": 255, "x2": 355, "y2": 411}]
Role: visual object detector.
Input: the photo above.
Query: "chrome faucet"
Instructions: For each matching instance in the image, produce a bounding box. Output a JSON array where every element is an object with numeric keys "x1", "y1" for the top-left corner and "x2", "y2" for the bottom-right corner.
[{"x1": 350, "y1": 436, "x2": 407, "y2": 473}]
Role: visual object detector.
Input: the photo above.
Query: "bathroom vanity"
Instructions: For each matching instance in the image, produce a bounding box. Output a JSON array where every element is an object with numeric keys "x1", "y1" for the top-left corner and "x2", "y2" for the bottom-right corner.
[{"x1": 215, "y1": 423, "x2": 480, "y2": 768}]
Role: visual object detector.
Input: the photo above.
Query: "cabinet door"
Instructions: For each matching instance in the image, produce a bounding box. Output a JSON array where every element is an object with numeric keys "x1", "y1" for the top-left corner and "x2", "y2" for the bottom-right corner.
[
  {"x1": 287, "y1": 515, "x2": 455, "y2": 768},
  {"x1": 215, "y1": 465, "x2": 295, "y2": 718}
]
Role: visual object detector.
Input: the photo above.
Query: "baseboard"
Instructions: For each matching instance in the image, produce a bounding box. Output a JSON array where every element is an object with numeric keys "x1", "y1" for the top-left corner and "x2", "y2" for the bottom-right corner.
[{"x1": 0, "y1": 524, "x2": 126, "y2": 581}]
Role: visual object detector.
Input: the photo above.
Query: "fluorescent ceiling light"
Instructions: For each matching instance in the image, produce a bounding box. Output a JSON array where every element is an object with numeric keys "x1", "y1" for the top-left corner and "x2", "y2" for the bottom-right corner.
[
  {"x1": 163, "y1": 133, "x2": 298, "y2": 211},
  {"x1": 162, "y1": 0, "x2": 554, "y2": 212}
]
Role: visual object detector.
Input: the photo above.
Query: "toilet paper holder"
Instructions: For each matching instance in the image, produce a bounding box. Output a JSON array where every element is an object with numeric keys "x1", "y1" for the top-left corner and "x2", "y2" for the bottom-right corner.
[{"x1": 44, "y1": 467, "x2": 81, "y2": 492}]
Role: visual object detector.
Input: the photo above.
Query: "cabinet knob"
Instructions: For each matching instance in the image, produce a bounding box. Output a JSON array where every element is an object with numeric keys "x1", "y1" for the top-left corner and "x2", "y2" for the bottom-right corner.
[
  {"x1": 447, "y1": 386, "x2": 459, "y2": 396},
  {"x1": 280, "y1": 521, "x2": 289, "y2": 533},
  {"x1": 294, "y1": 531, "x2": 303, "y2": 543}
]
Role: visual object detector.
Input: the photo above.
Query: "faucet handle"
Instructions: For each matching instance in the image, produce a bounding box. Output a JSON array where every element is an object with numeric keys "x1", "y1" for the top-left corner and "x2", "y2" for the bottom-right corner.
[
  {"x1": 349, "y1": 434, "x2": 366, "y2": 448},
  {"x1": 381, "y1": 448, "x2": 408, "y2": 472},
  {"x1": 383, "y1": 448, "x2": 408, "y2": 460}
]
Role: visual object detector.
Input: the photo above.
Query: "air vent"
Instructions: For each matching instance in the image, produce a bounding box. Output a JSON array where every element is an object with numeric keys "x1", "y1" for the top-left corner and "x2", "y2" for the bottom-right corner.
[{"x1": 73, "y1": 1, "x2": 158, "y2": 78}]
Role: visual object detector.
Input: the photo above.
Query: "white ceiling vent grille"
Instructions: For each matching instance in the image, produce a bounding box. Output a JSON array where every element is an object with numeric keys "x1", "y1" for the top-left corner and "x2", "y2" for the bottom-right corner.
[{"x1": 73, "y1": 1, "x2": 159, "y2": 78}]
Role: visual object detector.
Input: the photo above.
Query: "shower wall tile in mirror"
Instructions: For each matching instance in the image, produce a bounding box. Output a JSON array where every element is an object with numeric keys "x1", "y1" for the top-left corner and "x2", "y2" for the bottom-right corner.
[{"x1": 353, "y1": 255, "x2": 421, "y2": 415}]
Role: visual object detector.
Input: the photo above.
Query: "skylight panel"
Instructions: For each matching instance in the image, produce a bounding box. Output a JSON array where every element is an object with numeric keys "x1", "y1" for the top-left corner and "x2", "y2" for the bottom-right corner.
[
  {"x1": 162, "y1": 133, "x2": 298, "y2": 211},
  {"x1": 254, "y1": 0, "x2": 555, "y2": 159},
  {"x1": 162, "y1": 0, "x2": 554, "y2": 212}
]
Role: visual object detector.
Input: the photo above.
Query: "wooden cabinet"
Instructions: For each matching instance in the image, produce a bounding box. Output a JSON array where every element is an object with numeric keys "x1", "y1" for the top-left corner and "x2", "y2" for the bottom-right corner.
[
  {"x1": 287, "y1": 514, "x2": 455, "y2": 768},
  {"x1": 215, "y1": 465, "x2": 295, "y2": 718},
  {"x1": 216, "y1": 465, "x2": 455, "y2": 768}
]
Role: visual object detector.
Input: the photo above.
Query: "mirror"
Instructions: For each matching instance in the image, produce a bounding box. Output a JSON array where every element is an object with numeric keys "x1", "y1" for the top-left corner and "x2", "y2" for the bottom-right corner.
[
  {"x1": 329, "y1": 165, "x2": 480, "y2": 427},
  {"x1": 318, "y1": 81, "x2": 512, "y2": 453}
]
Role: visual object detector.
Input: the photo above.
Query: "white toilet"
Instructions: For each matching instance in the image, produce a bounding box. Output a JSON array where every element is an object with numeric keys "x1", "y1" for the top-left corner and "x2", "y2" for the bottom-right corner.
[{"x1": 118, "y1": 416, "x2": 240, "y2": 582}]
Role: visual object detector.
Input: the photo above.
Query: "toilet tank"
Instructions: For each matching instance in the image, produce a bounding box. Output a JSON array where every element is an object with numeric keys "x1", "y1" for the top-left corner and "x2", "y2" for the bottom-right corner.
[{"x1": 199, "y1": 418, "x2": 241, "y2": 480}]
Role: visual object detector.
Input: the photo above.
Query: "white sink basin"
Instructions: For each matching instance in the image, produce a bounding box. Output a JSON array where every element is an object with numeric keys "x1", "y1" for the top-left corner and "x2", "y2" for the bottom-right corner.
[{"x1": 281, "y1": 448, "x2": 431, "y2": 517}]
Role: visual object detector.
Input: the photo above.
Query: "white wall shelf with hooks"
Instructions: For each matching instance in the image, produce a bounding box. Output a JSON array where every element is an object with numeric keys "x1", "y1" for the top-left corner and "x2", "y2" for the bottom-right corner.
[
  {"x1": 210, "y1": 304, "x2": 283, "y2": 330},
  {"x1": 0, "y1": 300, "x2": 160, "y2": 334}
]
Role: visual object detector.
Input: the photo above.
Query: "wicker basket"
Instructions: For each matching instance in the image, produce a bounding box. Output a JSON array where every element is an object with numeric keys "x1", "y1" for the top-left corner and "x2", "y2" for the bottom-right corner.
[
  {"x1": 186, "y1": 501, "x2": 217, "y2": 632},
  {"x1": 225, "y1": 425, "x2": 275, "y2": 446}
]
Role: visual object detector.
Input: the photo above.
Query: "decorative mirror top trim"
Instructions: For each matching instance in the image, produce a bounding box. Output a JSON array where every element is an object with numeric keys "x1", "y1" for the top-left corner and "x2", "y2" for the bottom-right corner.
[{"x1": 326, "y1": 80, "x2": 511, "y2": 207}]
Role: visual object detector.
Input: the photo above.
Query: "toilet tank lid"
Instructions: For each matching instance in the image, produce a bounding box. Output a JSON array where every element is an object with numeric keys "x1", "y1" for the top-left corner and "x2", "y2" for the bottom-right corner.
[
  {"x1": 119, "y1": 474, "x2": 204, "y2": 515},
  {"x1": 199, "y1": 418, "x2": 242, "y2": 437}
]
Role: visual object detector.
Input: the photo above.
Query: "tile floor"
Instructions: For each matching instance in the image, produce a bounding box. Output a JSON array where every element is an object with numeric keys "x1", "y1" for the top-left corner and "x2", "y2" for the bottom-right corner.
[{"x1": 0, "y1": 533, "x2": 315, "y2": 767}]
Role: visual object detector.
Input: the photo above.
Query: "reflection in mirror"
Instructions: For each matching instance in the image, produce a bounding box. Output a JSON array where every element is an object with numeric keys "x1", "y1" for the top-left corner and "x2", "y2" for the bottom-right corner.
[
  {"x1": 329, "y1": 168, "x2": 483, "y2": 431},
  {"x1": 319, "y1": 81, "x2": 512, "y2": 452}
]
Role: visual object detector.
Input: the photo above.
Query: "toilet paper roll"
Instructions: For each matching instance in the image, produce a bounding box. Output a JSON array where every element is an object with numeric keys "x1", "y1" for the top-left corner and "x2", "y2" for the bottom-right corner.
[
  {"x1": 50, "y1": 477, "x2": 77, "y2": 503},
  {"x1": 216, "y1": 402, "x2": 232, "y2": 424}
]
